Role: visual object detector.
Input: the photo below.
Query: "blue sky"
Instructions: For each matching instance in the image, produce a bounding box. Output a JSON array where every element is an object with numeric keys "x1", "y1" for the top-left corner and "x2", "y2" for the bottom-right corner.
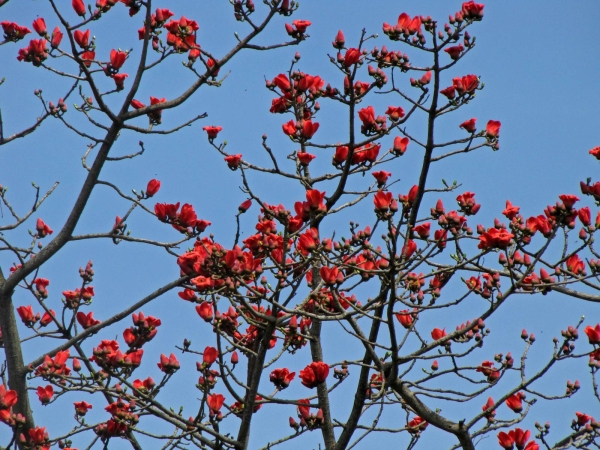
[{"x1": 2, "y1": 1, "x2": 600, "y2": 448}]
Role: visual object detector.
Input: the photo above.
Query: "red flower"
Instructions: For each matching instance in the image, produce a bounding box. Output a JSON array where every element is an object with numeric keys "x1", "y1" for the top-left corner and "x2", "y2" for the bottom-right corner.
[
  {"x1": 203, "y1": 346, "x2": 218, "y2": 367},
  {"x1": 566, "y1": 254, "x2": 585, "y2": 275},
  {"x1": 36, "y1": 385, "x2": 54, "y2": 405},
  {"x1": 459, "y1": 118, "x2": 477, "y2": 133},
  {"x1": 445, "y1": 44, "x2": 464, "y2": 60},
  {"x1": 585, "y1": 324, "x2": 600, "y2": 344},
  {"x1": 39, "y1": 310, "x2": 55, "y2": 327},
  {"x1": 114, "y1": 73, "x2": 128, "y2": 90},
  {"x1": 385, "y1": 106, "x2": 405, "y2": 121},
  {"x1": 332, "y1": 145, "x2": 349, "y2": 165},
  {"x1": 238, "y1": 199, "x2": 252, "y2": 213},
  {"x1": 497, "y1": 431, "x2": 514, "y2": 449},
  {"x1": 74, "y1": 400, "x2": 93, "y2": 416},
  {"x1": 395, "y1": 310, "x2": 414, "y2": 328},
  {"x1": 575, "y1": 412, "x2": 592, "y2": 426},
  {"x1": 332, "y1": 29, "x2": 345, "y2": 49},
  {"x1": 282, "y1": 120, "x2": 297, "y2": 136},
  {"x1": 73, "y1": 29, "x2": 90, "y2": 48},
  {"x1": 1, "y1": 21, "x2": 31, "y2": 42},
  {"x1": 306, "y1": 189, "x2": 326, "y2": 211},
  {"x1": 207, "y1": 393, "x2": 225, "y2": 412},
  {"x1": 81, "y1": 50, "x2": 95, "y2": 67},
  {"x1": 579, "y1": 207, "x2": 591, "y2": 226},
  {"x1": 505, "y1": 392, "x2": 524, "y2": 413},
  {"x1": 482, "y1": 397, "x2": 496, "y2": 421},
  {"x1": 413, "y1": 222, "x2": 430, "y2": 239},
  {"x1": 51, "y1": 27, "x2": 63, "y2": 48},
  {"x1": 28, "y1": 427, "x2": 49, "y2": 446},
  {"x1": 431, "y1": 327, "x2": 447, "y2": 340},
  {"x1": 486, "y1": 120, "x2": 501, "y2": 138},
  {"x1": 392, "y1": 136, "x2": 410, "y2": 156},
  {"x1": 407, "y1": 416, "x2": 427, "y2": 434},
  {"x1": 319, "y1": 266, "x2": 343, "y2": 286},
  {"x1": 374, "y1": 191, "x2": 394, "y2": 213},
  {"x1": 358, "y1": 106, "x2": 376, "y2": 127},
  {"x1": 343, "y1": 48, "x2": 362, "y2": 67},
  {"x1": 559, "y1": 194, "x2": 579, "y2": 209},
  {"x1": 440, "y1": 85, "x2": 456, "y2": 99},
  {"x1": 109, "y1": 49, "x2": 127, "y2": 70},
  {"x1": 401, "y1": 240, "x2": 417, "y2": 259},
  {"x1": 452, "y1": 74, "x2": 479, "y2": 94},
  {"x1": 478, "y1": 228, "x2": 514, "y2": 250},
  {"x1": 195, "y1": 302, "x2": 213, "y2": 321},
  {"x1": 17, "y1": 305, "x2": 38, "y2": 326},
  {"x1": 72, "y1": 0, "x2": 87, "y2": 16},
  {"x1": 146, "y1": 179, "x2": 161, "y2": 197},
  {"x1": 218, "y1": 155, "x2": 242, "y2": 172},
  {"x1": 203, "y1": 125, "x2": 222, "y2": 140},
  {"x1": 462, "y1": 1, "x2": 485, "y2": 20},
  {"x1": 502, "y1": 200, "x2": 520, "y2": 220},
  {"x1": 35, "y1": 218, "x2": 53, "y2": 238},
  {"x1": 299, "y1": 361, "x2": 330, "y2": 388},
  {"x1": 372, "y1": 170, "x2": 391, "y2": 186},
  {"x1": 76, "y1": 311, "x2": 100, "y2": 330},
  {"x1": 157, "y1": 353, "x2": 180, "y2": 373},
  {"x1": 270, "y1": 368, "x2": 296, "y2": 389},
  {"x1": 300, "y1": 120, "x2": 319, "y2": 139},
  {"x1": 32, "y1": 18, "x2": 47, "y2": 36},
  {"x1": 298, "y1": 151, "x2": 316, "y2": 166},
  {"x1": 292, "y1": 19, "x2": 311, "y2": 33},
  {"x1": 589, "y1": 146, "x2": 600, "y2": 160}
]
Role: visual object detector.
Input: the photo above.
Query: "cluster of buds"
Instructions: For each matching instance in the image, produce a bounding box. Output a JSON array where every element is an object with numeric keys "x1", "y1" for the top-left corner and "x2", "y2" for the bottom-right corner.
[
  {"x1": 456, "y1": 191, "x2": 481, "y2": 216},
  {"x1": 494, "y1": 352, "x2": 514, "y2": 369},
  {"x1": 284, "y1": 20, "x2": 311, "y2": 40},
  {"x1": 453, "y1": 318, "x2": 486, "y2": 343},
  {"x1": 233, "y1": 0, "x2": 255, "y2": 21},
  {"x1": 123, "y1": 311, "x2": 162, "y2": 349},
  {"x1": 48, "y1": 98, "x2": 67, "y2": 117},
  {"x1": 79, "y1": 260, "x2": 94, "y2": 283},
  {"x1": 371, "y1": 46, "x2": 410, "y2": 71},
  {"x1": 284, "y1": 316, "x2": 311, "y2": 353},
  {"x1": 333, "y1": 364, "x2": 349, "y2": 380},
  {"x1": 476, "y1": 360, "x2": 500, "y2": 383},
  {"x1": 565, "y1": 380, "x2": 580, "y2": 396},
  {"x1": 382, "y1": 13, "x2": 425, "y2": 44},
  {"x1": 367, "y1": 64, "x2": 388, "y2": 88},
  {"x1": 291, "y1": 400, "x2": 324, "y2": 431}
]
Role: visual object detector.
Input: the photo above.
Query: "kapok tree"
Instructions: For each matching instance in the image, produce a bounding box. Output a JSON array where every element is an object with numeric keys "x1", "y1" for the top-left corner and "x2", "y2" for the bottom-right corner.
[{"x1": 0, "y1": 1, "x2": 599, "y2": 449}]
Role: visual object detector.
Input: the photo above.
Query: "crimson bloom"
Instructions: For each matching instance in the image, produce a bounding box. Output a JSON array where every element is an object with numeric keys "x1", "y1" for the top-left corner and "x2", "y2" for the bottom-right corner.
[
  {"x1": 36, "y1": 218, "x2": 53, "y2": 238},
  {"x1": 299, "y1": 361, "x2": 329, "y2": 388},
  {"x1": 1, "y1": 21, "x2": 31, "y2": 42},
  {"x1": 109, "y1": 49, "x2": 127, "y2": 70},
  {"x1": 203, "y1": 346, "x2": 218, "y2": 367},
  {"x1": 459, "y1": 118, "x2": 477, "y2": 133},
  {"x1": 343, "y1": 48, "x2": 362, "y2": 67},
  {"x1": 372, "y1": 170, "x2": 391, "y2": 186},
  {"x1": 385, "y1": 106, "x2": 405, "y2": 121},
  {"x1": 478, "y1": 228, "x2": 514, "y2": 250},
  {"x1": 505, "y1": 392, "x2": 524, "y2": 413},
  {"x1": 486, "y1": 120, "x2": 501, "y2": 138},
  {"x1": 51, "y1": 26, "x2": 63, "y2": 48},
  {"x1": 73, "y1": 29, "x2": 90, "y2": 48},
  {"x1": 74, "y1": 400, "x2": 93, "y2": 416},
  {"x1": 462, "y1": 1, "x2": 485, "y2": 20},
  {"x1": 207, "y1": 393, "x2": 225, "y2": 413},
  {"x1": 445, "y1": 44, "x2": 464, "y2": 60},
  {"x1": 392, "y1": 136, "x2": 410, "y2": 156},
  {"x1": 113, "y1": 73, "x2": 128, "y2": 90},
  {"x1": 395, "y1": 310, "x2": 414, "y2": 328},
  {"x1": 585, "y1": 324, "x2": 600, "y2": 344},
  {"x1": 319, "y1": 266, "x2": 343, "y2": 285},
  {"x1": 195, "y1": 302, "x2": 214, "y2": 322},
  {"x1": 203, "y1": 125, "x2": 222, "y2": 140},
  {"x1": 270, "y1": 368, "x2": 296, "y2": 389},
  {"x1": 224, "y1": 154, "x2": 243, "y2": 170},
  {"x1": 17, "y1": 305, "x2": 38, "y2": 326},
  {"x1": 32, "y1": 18, "x2": 47, "y2": 36},
  {"x1": 407, "y1": 416, "x2": 427, "y2": 434},
  {"x1": 146, "y1": 179, "x2": 161, "y2": 197},
  {"x1": 431, "y1": 328, "x2": 447, "y2": 340},
  {"x1": 157, "y1": 353, "x2": 180, "y2": 373},
  {"x1": 72, "y1": 0, "x2": 87, "y2": 16},
  {"x1": 39, "y1": 310, "x2": 55, "y2": 327},
  {"x1": 36, "y1": 385, "x2": 54, "y2": 405}
]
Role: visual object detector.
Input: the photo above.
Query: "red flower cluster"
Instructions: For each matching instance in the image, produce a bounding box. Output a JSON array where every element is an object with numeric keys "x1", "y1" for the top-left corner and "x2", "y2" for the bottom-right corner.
[{"x1": 154, "y1": 202, "x2": 211, "y2": 234}]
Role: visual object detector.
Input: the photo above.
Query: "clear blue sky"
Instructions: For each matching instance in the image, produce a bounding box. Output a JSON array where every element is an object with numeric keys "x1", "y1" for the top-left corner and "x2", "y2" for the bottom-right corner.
[{"x1": 1, "y1": 1, "x2": 600, "y2": 448}]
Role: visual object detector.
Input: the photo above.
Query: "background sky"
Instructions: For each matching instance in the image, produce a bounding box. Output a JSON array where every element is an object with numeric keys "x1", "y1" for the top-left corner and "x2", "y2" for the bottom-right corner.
[{"x1": 1, "y1": 1, "x2": 600, "y2": 449}]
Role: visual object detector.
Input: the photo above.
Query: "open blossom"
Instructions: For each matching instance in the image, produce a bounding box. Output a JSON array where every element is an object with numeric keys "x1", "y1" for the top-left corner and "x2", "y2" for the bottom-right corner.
[
  {"x1": 585, "y1": 324, "x2": 600, "y2": 344},
  {"x1": 203, "y1": 125, "x2": 222, "y2": 139},
  {"x1": 35, "y1": 218, "x2": 53, "y2": 238},
  {"x1": 343, "y1": 48, "x2": 362, "y2": 67},
  {"x1": 459, "y1": 118, "x2": 477, "y2": 133},
  {"x1": 431, "y1": 328, "x2": 447, "y2": 340},
  {"x1": 299, "y1": 361, "x2": 329, "y2": 388},
  {"x1": 462, "y1": 1, "x2": 485, "y2": 20},
  {"x1": 478, "y1": 227, "x2": 513, "y2": 250},
  {"x1": 270, "y1": 368, "x2": 296, "y2": 389},
  {"x1": 32, "y1": 18, "x2": 47, "y2": 36},
  {"x1": 36, "y1": 385, "x2": 54, "y2": 405},
  {"x1": 505, "y1": 392, "x2": 525, "y2": 413},
  {"x1": 486, "y1": 120, "x2": 501, "y2": 138}
]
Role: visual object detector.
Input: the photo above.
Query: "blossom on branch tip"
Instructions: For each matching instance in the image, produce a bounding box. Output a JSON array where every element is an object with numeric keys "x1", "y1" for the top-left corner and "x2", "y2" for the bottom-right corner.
[{"x1": 203, "y1": 125, "x2": 222, "y2": 140}]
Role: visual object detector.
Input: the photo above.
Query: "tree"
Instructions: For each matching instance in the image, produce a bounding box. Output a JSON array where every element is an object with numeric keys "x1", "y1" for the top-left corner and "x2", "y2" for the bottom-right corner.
[{"x1": 0, "y1": 0, "x2": 599, "y2": 449}]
